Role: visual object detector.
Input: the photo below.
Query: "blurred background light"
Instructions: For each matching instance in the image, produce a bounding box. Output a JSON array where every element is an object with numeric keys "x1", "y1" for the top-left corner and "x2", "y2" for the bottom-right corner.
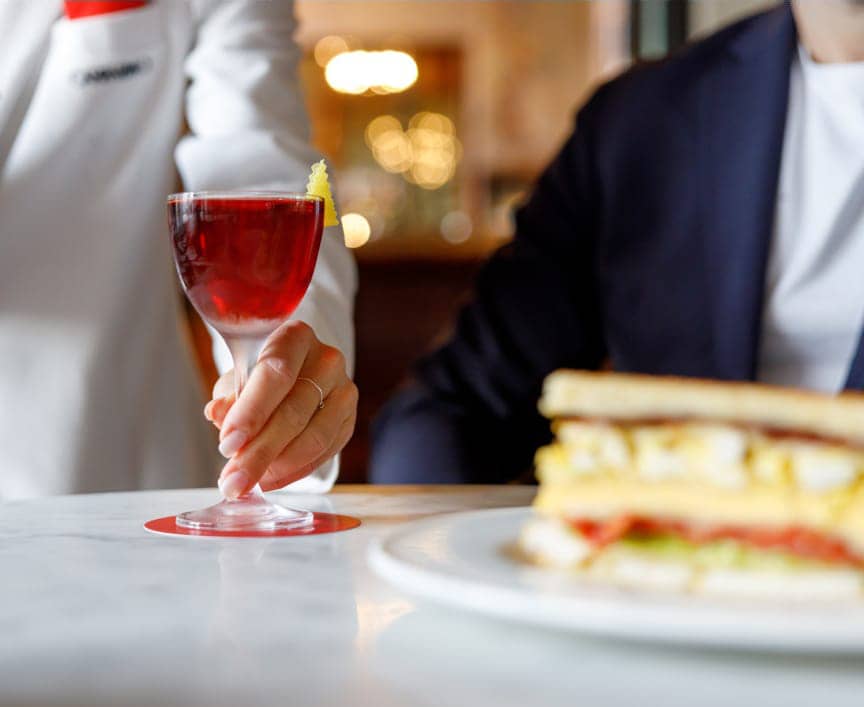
[
  {"x1": 364, "y1": 115, "x2": 402, "y2": 146},
  {"x1": 314, "y1": 35, "x2": 350, "y2": 67},
  {"x1": 325, "y1": 50, "x2": 418, "y2": 95},
  {"x1": 365, "y1": 111, "x2": 460, "y2": 189},
  {"x1": 342, "y1": 212, "x2": 372, "y2": 248},
  {"x1": 440, "y1": 211, "x2": 473, "y2": 244},
  {"x1": 409, "y1": 111, "x2": 454, "y2": 135}
]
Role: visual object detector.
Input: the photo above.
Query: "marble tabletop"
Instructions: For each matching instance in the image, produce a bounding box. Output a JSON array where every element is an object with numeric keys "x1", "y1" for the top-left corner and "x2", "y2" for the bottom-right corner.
[{"x1": 2, "y1": 485, "x2": 863, "y2": 707}]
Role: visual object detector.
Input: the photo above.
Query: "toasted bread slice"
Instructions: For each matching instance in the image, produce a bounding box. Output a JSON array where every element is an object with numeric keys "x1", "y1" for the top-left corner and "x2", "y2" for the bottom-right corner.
[{"x1": 539, "y1": 371, "x2": 864, "y2": 446}]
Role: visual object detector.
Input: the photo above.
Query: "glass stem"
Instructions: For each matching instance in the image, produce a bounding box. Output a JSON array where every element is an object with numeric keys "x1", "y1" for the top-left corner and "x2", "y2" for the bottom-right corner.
[
  {"x1": 225, "y1": 336, "x2": 262, "y2": 399},
  {"x1": 223, "y1": 336, "x2": 264, "y2": 500}
]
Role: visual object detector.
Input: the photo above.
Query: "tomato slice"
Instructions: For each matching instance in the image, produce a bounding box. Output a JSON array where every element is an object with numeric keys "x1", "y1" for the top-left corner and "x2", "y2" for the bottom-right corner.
[{"x1": 569, "y1": 516, "x2": 864, "y2": 568}]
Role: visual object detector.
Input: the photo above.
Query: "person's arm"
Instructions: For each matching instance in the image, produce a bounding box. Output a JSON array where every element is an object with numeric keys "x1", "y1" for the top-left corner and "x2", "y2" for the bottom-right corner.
[
  {"x1": 177, "y1": 0, "x2": 357, "y2": 495},
  {"x1": 370, "y1": 100, "x2": 607, "y2": 484}
]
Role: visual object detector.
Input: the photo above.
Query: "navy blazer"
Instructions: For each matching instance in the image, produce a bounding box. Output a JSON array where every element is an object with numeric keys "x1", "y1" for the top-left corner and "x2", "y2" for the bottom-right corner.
[{"x1": 370, "y1": 4, "x2": 864, "y2": 484}]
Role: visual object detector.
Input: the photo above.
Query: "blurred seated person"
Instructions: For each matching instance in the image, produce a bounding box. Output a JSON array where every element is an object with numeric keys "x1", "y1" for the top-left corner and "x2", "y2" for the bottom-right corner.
[{"x1": 370, "y1": 0, "x2": 864, "y2": 484}]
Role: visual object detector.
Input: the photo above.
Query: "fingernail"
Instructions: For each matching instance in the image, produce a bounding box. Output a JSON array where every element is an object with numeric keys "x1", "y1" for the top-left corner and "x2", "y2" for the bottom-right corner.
[
  {"x1": 218, "y1": 469, "x2": 250, "y2": 500},
  {"x1": 218, "y1": 430, "x2": 247, "y2": 458},
  {"x1": 203, "y1": 401, "x2": 215, "y2": 421}
]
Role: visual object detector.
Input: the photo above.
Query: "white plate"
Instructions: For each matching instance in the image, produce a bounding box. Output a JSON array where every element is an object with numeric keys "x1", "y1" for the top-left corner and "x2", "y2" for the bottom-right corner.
[{"x1": 369, "y1": 507, "x2": 864, "y2": 654}]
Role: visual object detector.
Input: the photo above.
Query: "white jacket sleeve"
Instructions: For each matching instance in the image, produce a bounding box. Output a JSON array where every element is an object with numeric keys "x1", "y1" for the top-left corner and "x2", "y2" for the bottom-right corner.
[{"x1": 176, "y1": 0, "x2": 357, "y2": 492}]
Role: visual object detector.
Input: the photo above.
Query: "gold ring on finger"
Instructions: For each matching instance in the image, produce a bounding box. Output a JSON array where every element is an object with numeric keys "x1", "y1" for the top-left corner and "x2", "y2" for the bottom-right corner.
[{"x1": 297, "y1": 377, "x2": 325, "y2": 410}]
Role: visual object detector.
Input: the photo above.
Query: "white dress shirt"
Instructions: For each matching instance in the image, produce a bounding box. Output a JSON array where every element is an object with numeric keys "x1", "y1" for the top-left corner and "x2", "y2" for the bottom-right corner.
[
  {"x1": 758, "y1": 46, "x2": 864, "y2": 392},
  {"x1": 0, "y1": 1, "x2": 355, "y2": 498}
]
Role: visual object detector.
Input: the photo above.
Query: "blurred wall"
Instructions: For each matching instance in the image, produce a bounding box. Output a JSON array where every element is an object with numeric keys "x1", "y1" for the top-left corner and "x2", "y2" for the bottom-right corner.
[{"x1": 689, "y1": 0, "x2": 779, "y2": 38}]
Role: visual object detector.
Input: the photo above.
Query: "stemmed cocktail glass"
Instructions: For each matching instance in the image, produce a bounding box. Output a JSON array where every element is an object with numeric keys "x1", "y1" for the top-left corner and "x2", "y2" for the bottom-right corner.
[{"x1": 167, "y1": 191, "x2": 324, "y2": 532}]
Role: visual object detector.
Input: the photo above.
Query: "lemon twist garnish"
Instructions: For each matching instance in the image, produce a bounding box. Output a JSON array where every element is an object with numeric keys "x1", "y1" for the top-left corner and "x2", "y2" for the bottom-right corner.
[{"x1": 306, "y1": 159, "x2": 339, "y2": 227}]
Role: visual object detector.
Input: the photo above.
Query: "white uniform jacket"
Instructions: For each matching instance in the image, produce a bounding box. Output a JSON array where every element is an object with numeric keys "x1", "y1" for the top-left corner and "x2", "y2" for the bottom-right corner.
[{"x1": 0, "y1": 1, "x2": 356, "y2": 498}]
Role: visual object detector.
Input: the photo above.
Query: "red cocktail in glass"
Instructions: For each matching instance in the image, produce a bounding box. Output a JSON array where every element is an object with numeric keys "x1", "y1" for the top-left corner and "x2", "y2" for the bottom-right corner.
[
  {"x1": 171, "y1": 195, "x2": 323, "y2": 338},
  {"x1": 167, "y1": 192, "x2": 325, "y2": 531}
]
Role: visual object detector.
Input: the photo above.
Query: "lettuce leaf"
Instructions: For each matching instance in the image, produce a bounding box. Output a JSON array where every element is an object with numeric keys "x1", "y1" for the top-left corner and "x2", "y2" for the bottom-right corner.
[{"x1": 616, "y1": 535, "x2": 827, "y2": 571}]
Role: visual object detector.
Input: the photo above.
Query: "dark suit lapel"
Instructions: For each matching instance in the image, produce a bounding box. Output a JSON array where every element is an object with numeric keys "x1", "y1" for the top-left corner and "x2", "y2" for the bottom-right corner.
[
  {"x1": 844, "y1": 321, "x2": 864, "y2": 390},
  {"x1": 699, "y1": 3, "x2": 796, "y2": 381}
]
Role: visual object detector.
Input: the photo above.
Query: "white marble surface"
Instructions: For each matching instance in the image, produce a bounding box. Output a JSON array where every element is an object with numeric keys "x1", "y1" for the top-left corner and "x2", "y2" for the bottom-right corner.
[{"x1": 1, "y1": 486, "x2": 863, "y2": 707}]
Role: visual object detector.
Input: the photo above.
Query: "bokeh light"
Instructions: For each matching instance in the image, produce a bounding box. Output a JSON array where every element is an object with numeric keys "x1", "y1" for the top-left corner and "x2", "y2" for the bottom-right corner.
[
  {"x1": 325, "y1": 50, "x2": 418, "y2": 95},
  {"x1": 365, "y1": 112, "x2": 461, "y2": 190},
  {"x1": 366, "y1": 116, "x2": 413, "y2": 174},
  {"x1": 440, "y1": 211, "x2": 473, "y2": 244},
  {"x1": 314, "y1": 35, "x2": 349, "y2": 68},
  {"x1": 342, "y1": 212, "x2": 372, "y2": 248},
  {"x1": 409, "y1": 111, "x2": 454, "y2": 135},
  {"x1": 365, "y1": 115, "x2": 402, "y2": 146}
]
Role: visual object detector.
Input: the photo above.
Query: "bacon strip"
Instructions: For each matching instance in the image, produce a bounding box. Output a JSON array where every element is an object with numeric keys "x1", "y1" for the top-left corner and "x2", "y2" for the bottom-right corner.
[{"x1": 569, "y1": 516, "x2": 864, "y2": 568}]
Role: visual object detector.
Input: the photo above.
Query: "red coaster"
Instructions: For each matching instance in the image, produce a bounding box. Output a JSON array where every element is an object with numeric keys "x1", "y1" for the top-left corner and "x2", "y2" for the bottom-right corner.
[{"x1": 144, "y1": 511, "x2": 361, "y2": 538}]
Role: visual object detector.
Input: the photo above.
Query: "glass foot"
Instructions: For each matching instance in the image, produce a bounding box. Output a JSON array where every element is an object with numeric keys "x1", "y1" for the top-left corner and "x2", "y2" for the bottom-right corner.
[{"x1": 176, "y1": 485, "x2": 313, "y2": 532}]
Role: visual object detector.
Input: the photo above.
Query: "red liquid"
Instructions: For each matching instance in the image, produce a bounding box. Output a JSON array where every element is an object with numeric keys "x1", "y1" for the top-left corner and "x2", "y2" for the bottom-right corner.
[{"x1": 168, "y1": 195, "x2": 324, "y2": 337}]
